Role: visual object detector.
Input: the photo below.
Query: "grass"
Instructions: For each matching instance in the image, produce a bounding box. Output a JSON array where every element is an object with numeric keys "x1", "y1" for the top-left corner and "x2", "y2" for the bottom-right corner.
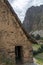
[
  {"x1": 36, "y1": 60, "x2": 43, "y2": 65},
  {"x1": 35, "y1": 53, "x2": 43, "y2": 65},
  {"x1": 32, "y1": 44, "x2": 43, "y2": 65}
]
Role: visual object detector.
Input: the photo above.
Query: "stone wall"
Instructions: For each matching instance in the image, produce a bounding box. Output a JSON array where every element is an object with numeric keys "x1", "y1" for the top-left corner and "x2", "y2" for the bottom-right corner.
[{"x1": 0, "y1": 1, "x2": 33, "y2": 63}]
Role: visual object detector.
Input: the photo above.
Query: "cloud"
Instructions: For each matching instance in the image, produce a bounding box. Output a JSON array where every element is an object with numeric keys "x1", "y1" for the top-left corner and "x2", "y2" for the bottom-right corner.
[
  {"x1": 8, "y1": 0, "x2": 43, "y2": 23},
  {"x1": 32, "y1": 0, "x2": 43, "y2": 6}
]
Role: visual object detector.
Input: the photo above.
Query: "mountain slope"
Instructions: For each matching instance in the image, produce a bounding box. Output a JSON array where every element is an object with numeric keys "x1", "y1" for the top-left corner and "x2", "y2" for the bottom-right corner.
[{"x1": 23, "y1": 5, "x2": 43, "y2": 33}]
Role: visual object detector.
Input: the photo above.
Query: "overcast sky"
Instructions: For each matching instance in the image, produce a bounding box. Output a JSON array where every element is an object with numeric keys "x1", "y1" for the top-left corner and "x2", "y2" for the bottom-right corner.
[{"x1": 8, "y1": 0, "x2": 43, "y2": 23}]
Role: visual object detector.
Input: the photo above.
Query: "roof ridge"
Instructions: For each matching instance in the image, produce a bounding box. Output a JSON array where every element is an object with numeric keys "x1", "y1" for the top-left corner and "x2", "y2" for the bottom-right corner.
[{"x1": 4, "y1": 0, "x2": 37, "y2": 44}]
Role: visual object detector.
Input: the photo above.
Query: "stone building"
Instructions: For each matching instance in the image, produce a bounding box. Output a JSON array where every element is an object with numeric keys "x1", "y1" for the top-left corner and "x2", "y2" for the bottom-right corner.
[{"x1": 0, "y1": 0, "x2": 37, "y2": 64}]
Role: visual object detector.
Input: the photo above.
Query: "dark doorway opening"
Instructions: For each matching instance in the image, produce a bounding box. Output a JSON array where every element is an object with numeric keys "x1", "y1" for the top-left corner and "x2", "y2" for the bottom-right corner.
[{"x1": 15, "y1": 46, "x2": 23, "y2": 63}]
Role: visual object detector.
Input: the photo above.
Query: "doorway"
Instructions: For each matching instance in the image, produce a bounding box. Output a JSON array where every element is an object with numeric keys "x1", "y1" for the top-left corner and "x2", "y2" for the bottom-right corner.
[{"x1": 15, "y1": 46, "x2": 23, "y2": 63}]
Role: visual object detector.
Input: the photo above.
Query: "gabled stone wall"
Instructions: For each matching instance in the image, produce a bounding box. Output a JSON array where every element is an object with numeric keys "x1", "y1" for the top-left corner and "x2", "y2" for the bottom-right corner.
[{"x1": 0, "y1": 1, "x2": 33, "y2": 63}]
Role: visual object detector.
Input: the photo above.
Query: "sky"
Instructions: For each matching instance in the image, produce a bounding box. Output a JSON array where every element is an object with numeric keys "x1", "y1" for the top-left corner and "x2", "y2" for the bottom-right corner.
[{"x1": 8, "y1": 0, "x2": 43, "y2": 23}]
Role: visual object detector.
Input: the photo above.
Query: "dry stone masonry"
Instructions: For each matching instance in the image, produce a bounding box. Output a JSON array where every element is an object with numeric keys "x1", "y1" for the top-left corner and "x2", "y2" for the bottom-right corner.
[{"x1": 0, "y1": 0, "x2": 33, "y2": 64}]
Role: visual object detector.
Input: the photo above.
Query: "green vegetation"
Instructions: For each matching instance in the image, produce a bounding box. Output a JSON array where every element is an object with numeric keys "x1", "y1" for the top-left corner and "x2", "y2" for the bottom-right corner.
[
  {"x1": 35, "y1": 53, "x2": 43, "y2": 65},
  {"x1": 32, "y1": 44, "x2": 41, "y2": 51},
  {"x1": 31, "y1": 34, "x2": 41, "y2": 40},
  {"x1": 33, "y1": 44, "x2": 43, "y2": 55},
  {"x1": 40, "y1": 37, "x2": 43, "y2": 40},
  {"x1": 33, "y1": 44, "x2": 43, "y2": 65}
]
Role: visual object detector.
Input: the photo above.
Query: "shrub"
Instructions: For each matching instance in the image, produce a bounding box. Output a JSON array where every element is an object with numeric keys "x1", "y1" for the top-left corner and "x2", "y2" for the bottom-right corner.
[
  {"x1": 35, "y1": 34, "x2": 40, "y2": 40},
  {"x1": 33, "y1": 44, "x2": 43, "y2": 56}
]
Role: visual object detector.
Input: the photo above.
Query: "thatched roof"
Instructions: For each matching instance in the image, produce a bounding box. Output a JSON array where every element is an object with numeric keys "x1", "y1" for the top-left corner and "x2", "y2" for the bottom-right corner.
[{"x1": 3, "y1": 0, "x2": 37, "y2": 44}]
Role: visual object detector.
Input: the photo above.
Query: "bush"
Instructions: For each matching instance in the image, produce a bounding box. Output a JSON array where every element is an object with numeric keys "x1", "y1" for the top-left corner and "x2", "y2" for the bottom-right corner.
[
  {"x1": 31, "y1": 34, "x2": 40, "y2": 40},
  {"x1": 33, "y1": 44, "x2": 43, "y2": 56},
  {"x1": 40, "y1": 37, "x2": 43, "y2": 40},
  {"x1": 35, "y1": 34, "x2": 40, "y2": 40},
  {"x1": 33, "y1": 50, "x2": 38, "y2": 56},
  {"x1": 38, "y1": 44, "x2": 43, "y2": 53}
]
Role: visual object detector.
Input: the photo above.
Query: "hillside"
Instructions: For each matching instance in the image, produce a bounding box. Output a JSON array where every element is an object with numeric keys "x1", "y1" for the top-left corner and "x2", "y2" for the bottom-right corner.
[{"x1": 23, "y1": 5, "x2": 43, "y2": 33}]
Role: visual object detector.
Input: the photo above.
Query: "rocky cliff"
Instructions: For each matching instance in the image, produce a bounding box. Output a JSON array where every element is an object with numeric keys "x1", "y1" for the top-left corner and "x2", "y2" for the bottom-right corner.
[{"x1": 23, "y1": 5, "x2": 43, "y2": 33}]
